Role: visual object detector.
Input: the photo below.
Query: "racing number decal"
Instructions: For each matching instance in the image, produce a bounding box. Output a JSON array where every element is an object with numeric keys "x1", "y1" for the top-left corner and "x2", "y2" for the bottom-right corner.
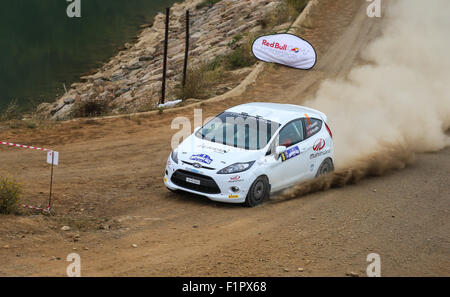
[{"x1": 281, "y1": 146, "x2": 300, "y2": 162}]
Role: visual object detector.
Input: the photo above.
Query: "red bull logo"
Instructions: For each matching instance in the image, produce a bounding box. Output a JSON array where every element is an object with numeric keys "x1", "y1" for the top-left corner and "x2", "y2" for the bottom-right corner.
[{"x1": 262, "y1": 39, "x2": 288, "y2": 51}]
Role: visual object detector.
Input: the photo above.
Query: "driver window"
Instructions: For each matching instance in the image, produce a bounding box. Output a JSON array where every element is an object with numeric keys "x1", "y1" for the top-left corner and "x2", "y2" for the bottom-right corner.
[{"x1": 278, "y1": 119, "x2": 304, "y2": 147}]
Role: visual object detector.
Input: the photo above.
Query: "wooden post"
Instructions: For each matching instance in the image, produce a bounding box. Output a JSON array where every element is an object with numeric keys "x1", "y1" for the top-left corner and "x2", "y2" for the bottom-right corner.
[
  {"x1": 182, "y1": 10, "x2": 190, "y2": 89},
  {"x1": 161, "y1": 7, "x2": 170, "y2": 105}
]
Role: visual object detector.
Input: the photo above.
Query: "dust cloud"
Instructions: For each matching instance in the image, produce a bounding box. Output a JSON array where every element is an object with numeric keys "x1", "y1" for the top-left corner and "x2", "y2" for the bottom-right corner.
[{"x1": 280, "y1": 0, "x2": 450, "y2": 199}]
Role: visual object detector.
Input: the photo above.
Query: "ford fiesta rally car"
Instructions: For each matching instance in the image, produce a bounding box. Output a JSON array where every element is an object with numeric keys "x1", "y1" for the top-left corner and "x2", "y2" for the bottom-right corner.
[{"x1": 164, "y1": 102, "x2": 334, "y2": 207}]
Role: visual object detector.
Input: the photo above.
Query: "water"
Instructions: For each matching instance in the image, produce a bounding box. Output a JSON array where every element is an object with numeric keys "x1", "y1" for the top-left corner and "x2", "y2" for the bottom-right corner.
[{"x1": 0, "y1": 0, "x2": 177, "y2": 113}]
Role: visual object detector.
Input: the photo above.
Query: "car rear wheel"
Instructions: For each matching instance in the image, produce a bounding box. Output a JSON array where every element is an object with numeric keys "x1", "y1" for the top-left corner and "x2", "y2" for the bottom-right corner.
[
  {"x1": 245, "y1": 176, "x2": 270, "y2": 207},
  {"x1": 316, "y1": 158, "x2": 334, "y2": 177}
]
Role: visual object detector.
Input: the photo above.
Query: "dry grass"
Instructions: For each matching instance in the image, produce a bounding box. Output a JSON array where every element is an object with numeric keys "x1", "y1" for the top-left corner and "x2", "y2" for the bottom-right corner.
[{"x1": 0, "y1": 175, "x2": 22, "y2": 215}]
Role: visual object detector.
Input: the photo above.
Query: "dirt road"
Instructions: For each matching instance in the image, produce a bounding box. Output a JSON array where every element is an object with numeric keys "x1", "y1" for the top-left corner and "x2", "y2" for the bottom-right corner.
[{"x1": 0, "y1": 0, "x2": 448, "y2": 276}]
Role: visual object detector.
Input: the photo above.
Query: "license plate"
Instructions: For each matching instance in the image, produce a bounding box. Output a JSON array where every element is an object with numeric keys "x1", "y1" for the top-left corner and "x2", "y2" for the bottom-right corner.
[{"x1": 186, "y1": 177, "x2": 200, "y2": 185}]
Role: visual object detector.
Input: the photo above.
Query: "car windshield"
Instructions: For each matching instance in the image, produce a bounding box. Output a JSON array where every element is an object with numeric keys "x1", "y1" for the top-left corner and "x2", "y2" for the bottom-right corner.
[{"x1": 195, "y1": 112, "x2": 280, "y2": 150}]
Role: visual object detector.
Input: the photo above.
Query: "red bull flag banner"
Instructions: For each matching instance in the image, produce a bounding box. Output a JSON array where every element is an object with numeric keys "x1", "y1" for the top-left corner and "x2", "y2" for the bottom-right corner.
[{"x1": 252, "y1": 33, "x2": 317, "y2": 70}]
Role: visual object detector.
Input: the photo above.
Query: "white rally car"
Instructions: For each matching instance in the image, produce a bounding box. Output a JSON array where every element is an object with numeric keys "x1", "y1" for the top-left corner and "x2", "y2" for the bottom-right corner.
[{"x1": 164, "y1": 102, "x2": 334, "y2": 207}]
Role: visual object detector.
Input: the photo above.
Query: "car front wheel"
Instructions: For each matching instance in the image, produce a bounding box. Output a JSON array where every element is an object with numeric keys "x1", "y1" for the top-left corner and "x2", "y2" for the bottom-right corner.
[{"x1": 245, "y1": 176, "x2": 270, "y2": 207}]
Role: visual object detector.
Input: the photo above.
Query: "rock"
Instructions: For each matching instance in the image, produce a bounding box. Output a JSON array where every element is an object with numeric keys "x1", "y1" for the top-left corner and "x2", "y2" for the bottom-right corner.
[
  {"x1": 139, "y1": 56, "x2": 153, "y2": 62},
  {"x1": 2, "y1": 245, "x2": 10, "y2": 249},
  {"x1": 297, "y1": 267, "x2": 304, "y2": 272},
  {"x1": 282, "y1": 268, "x2": 289, "y2": 272},
  {"x1": 131, "y1": 244, "x2": 138, "y2": 248},
  {"x1": 36, "y1": 0, "x2": 284, "y2": 118},
  {"x1": 50, "y1": 103, "x2": 66, "y2": 115},
  {"x1": 192, "y1": 225, "x2": 199, "y2": 229},
  {"x1": 63, "y1": 97, "x2": 75, "y2": 105},
  {"x1": 346, "y1": 271, "x2": 359, "y2": 277},
  {"x1": 61, "y1": 226, "x2": 71, "y2": 231}
]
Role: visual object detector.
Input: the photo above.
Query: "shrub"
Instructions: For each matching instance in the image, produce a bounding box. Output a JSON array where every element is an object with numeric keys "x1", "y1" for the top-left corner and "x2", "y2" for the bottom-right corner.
[
  {"x1": 197, "y1": 0, "x2": 221, "y2": 9},
  {"x1": 260, "y1": 0, "x2": 309, "y2": 30},
  {"x1": 0, "y1": 176, "x2": 22, "y2": 215},
  {"x1": 71, "y1": 99, "x2": 110, "y2": 118},
  {"x1": 1, "y1": 99, "x2": 22, "y2": 121},
  {"x1": 287, "y1": 0, "x2": 309, "y2": 13},
  {"x1": 224, "y1": 34, "x2": 257, "y2": 70},
  {"x1": 176, "y1": 61, "x2": 225, "y2": 99}
]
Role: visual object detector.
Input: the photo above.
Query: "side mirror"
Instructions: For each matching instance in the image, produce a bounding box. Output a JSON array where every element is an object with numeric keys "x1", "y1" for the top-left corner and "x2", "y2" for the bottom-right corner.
[{"x1": 275, "y1": 146, "x2": 287, "y2": 155}]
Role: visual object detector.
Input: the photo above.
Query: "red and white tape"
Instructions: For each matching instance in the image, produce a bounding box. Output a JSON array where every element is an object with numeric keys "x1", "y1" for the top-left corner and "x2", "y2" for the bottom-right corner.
[
  {"x1": 1, "y1": 140, "x2": 54, "y2": 213},
  {"x1": 1, "y1": 141, "x2": 51, "y2": 152},
  {"x1": 21, "y1": 204, "x2": 51, "y2": 213}
]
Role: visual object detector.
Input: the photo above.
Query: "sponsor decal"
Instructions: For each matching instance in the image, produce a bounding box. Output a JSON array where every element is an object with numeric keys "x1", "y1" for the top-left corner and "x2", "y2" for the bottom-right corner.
[
  {"x1": 228, "y1": 194, "x2": 239, "y2": 199},
  {"x1": 164, "y1": 177, "x2": 167, "y2": 182},
  {"x1": 304, "y1": 113, "x2": 311, "y2": 126},
  {"x1": 186, "y1": 167, "x2": 200, "y2": 174},
  {"x1": 189, "y1": 154, "x2": 213, "y2": 164},
  {"x1": 197, "y1": 144, "x2": 229, "y2": 154},
  {"x1": 306, "y1": 120, "x2": 321, "y2": 137},
  {"x1": 167, "y1": 160, "x2": 171, "y2": 166},
  {"x1": 310, "y1": 163, "x2": 314, "y2": 172},
  {"x1": 229, "y1": 175, "x2": 243, "y2": 183},
  {"x1": 252, "y1": 33, "x2": 317, "y2": 70},
  {"x1": 313, "y1": 138, "x2": 326, "y2": 151},
  {"x1": 281, "y1": 146, "x2": 301, "y2": 162},
  {"x1": 310, "y1": 149, "x2": 331, "y2": 160},
  {"x1": 262, "y1": 39, "x2": 288, "y2": 51}
]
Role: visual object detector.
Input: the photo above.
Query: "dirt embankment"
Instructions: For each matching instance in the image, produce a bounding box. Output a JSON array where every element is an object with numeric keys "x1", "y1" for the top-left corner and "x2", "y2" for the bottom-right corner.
[
  {"x1": 36, "y1": 0, "x2": 293, "y2": 120},
  {"x1": 0, "y1": 0, "x2": 448, "y2": 276}
]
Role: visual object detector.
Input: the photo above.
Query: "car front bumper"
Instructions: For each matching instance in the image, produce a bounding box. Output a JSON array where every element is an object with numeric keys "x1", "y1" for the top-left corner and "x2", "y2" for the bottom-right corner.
[{"x1": 164, "y1": 157, "x2": 254, "y2": 204}]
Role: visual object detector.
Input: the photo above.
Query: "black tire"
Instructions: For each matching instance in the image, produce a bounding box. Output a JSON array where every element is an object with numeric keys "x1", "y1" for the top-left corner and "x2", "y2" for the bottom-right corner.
[
  {"x1": 244, "y1": 176, "x2": 270, "y2": 207},
  {"x1": 315, "y1": 158, "x2": 334, "y2": 177}
]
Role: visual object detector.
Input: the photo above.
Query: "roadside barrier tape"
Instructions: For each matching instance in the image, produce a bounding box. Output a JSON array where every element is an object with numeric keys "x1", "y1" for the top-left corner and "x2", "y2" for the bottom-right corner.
[
  {"x1": 1, "y1": 141, "x2": 54, "y2": 213},
  {"x1": 1, "y1": 141, "x2": 51, "y2": 152},
  {"x1": 21, "y1": 204, "x2": 51, "y2": 213}
]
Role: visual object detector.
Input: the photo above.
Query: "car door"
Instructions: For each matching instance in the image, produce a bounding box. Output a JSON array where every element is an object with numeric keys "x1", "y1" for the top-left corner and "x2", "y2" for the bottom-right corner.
[
  {"x1": 265, "y1": 119, "x2": 310, "y2": 191},
  {"x1": 302, "y1": 117, "x2": 324, "y2": 179}
]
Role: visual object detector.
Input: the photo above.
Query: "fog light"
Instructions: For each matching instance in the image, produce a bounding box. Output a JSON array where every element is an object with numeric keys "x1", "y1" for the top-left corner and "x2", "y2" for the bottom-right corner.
[{"x1": 231, "y1": 186, "x2": 240, "y2": 193}]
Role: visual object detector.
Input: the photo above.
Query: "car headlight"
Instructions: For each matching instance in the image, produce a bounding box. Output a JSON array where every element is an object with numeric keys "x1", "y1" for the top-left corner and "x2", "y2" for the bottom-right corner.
[
  {"x1": 217, "y1": 161, "x2": 255, "y2": 174},
  {"x1": 171, "y1": 150, "x2": 178, "y2": 164}
]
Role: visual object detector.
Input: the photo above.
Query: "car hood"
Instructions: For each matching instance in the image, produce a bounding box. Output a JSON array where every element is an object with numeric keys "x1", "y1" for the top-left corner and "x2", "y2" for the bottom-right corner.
[{"x1": 176, "y1": 135, "x2": 264, "y2": 170}]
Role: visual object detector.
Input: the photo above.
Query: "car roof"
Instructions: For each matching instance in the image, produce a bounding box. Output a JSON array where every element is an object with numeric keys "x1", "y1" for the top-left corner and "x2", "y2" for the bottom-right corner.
[{"x1": 226, "y1": 102, "x2": 327, "y2": 125}]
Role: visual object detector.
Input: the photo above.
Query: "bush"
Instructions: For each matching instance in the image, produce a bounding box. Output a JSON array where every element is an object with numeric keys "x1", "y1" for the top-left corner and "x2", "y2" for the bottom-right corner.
[
  {"x1": 224, "y1": 47, "x2": 256, "y2": 70},
  {"x1": 260, "y1": 0, "x2": 309, "y2": 30},
  {"x1": 197, "y1": 0, "x2": 221, "y2": 9},
  {"x1": 287, "y1": 0, "x2": 309, "y2": 12},
  {"x1": 0, "y1": 176, "x2": 22, "y2": 215},
  {"x1": 71, "y1": 99, "x2": 110, "y2": 118},
  {"x1": 1, "y1": 99, "x2": 22, "y2": 121},
  {"x1": 176, "y1": 61, "x2": 225, "y2": 99},
  {"x1": 224, "y1": 34, "x2": 257, "y2": 70}
]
